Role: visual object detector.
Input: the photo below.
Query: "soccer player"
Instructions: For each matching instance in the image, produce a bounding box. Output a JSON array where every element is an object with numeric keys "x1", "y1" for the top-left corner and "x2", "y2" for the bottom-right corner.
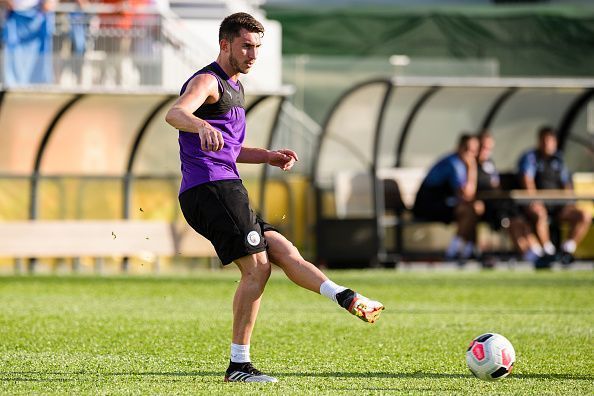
[
  {"x1": 164, "y1": 12, "x2": 384, "y2": 383},
  {"x1": 517, "y1": 126, "x2": 592, "y2": 264},
  {"x1": 412, "y1": 134, "x2": 483, "y2": 261}
]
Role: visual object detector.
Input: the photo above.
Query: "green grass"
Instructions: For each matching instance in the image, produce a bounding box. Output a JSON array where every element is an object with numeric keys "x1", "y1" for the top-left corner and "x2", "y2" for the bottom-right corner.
[{"x1": 0, "y1": 269, "x2": 593, "y2": 395}]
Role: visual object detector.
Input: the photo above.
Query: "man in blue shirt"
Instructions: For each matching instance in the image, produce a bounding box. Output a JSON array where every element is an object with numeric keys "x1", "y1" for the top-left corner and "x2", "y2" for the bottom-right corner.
[
  {"x1": 517, "y1": 126, "x2": 592, "y2": 264},
  {"x1": 413, "y1": 134, "x2": 483, "y2": 260},
  {"x1": 2, "y1": 0, "x2": 56, "y2": 85}
]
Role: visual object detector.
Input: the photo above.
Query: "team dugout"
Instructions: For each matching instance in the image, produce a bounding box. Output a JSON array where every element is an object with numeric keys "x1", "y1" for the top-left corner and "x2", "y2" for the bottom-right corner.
[
  {"x1": 0, "y1": 87, "x2": 290, "y2": 272},
  {"x1": 312, "y1": 77, "x2": 594, "y2": 267}
]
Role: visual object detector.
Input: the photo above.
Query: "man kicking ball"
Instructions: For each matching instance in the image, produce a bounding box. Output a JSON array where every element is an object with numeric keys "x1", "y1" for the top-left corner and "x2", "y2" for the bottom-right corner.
[{"x1": 165, "y1": 12, "x2": 384, "y2": 383}]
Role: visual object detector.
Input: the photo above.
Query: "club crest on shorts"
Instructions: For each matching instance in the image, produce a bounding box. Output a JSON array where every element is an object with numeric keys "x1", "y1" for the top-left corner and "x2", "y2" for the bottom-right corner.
[{"x1": 246, "y1": 231, "x2": 261, "y2": 246}]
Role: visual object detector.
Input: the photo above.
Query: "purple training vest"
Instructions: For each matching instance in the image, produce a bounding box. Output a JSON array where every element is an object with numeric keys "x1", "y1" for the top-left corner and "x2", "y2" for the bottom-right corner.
[{"x1": 177, "y1": 62, "x2": 246, "y2": 194}]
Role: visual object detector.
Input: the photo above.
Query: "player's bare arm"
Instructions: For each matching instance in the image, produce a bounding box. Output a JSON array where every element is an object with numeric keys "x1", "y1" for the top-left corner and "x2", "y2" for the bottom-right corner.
[
  {"x1": 238, "y1": 147, "x2": 299, "y2": 171},
  {"x1": 165, "y1": 74, "x2": 225, "y2": 152},
  {"x1": 521, "y1": 173, "x2": 536, "y2": 192},
  {"x1": 459, "y1": 152, "x2": 478, "y2": 202}
]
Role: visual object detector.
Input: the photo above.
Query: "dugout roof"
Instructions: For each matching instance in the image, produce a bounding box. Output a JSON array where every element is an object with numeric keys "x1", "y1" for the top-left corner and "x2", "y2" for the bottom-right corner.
[
  {"x1": 0, "y1": 88, "x2": 290, "y2": 220},
  {"x1": 313, "y1": 77, "x2": 594, "y2": 188},
  {"x1": 311, "y1": 77, "x2": 594, "y2": 265}
]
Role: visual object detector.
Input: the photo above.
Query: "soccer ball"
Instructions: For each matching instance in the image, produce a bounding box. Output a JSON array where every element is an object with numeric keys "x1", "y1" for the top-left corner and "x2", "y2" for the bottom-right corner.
[{"x1": 466, "y1": 333, "x2": 515, "y2": 381}]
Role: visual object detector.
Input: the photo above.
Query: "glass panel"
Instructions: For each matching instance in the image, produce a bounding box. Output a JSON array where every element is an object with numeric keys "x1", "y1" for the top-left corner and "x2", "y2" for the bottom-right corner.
[
  {"x1": 377, "y1": 86, "x2": 428, "y2": 170},
  {"x1": 37, "y1": 177, "x2": 122, "y2": 219},
  {"x1": 490, "y1": 87, "x2": 583, "y2": 172},
  {"x1": 564, "y1": 99, "x2": 594, "y2": 259},
  {"x1": 565, "y1": 140, "x2": 594, "y2": 176},
  {"x1": 283, "y1": 56, "x2": 394, "y2": 125},
  {"x1": 316, "y1": 82, "x2": 389, "y2": 188},
  {"x1": 241, "y1": 95, "x2": 281, "y2": 180},
  {"x1": 0, "y1": 178, "x2": 29, "y2": 220},
  {"x1": 41, "y1": 95, "x2": 164, "y2": 175},
  {"x1": 564, "y1": 97, "x2": 594, "y2": 173},
  {"x1": 401, "y1": 87, "x2": 506, "y2": 168},
  {"x1": 0, "y1": 92, "x2": 75, "y2": 174},
  {"x1": 242, "y1": 95, "x2": 283, "y2": 212},
  {"x1": 263, "y1": 180, "x2": 291, "y2": 230},
  {"x1": 133, "y1": 97, "x2": 179, "y2": 176},
  {"x1": 130, "y1": 178, "x2": 180, "y2": 221}
]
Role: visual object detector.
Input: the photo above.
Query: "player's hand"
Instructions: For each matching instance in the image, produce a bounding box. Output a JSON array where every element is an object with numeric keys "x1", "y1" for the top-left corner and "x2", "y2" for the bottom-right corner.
[
  {"x1": 268, "y1": 149, "x2": 299, "y2": 171},
  {"x1": 528, "y1": 200, "x2": 546, "y2": 212},
  {"x1": 461, "y1": 151, "x2": 477, "y2": 168},
  {"x1": 198, "y1": 122, "x2": 224, "y2": 152}
]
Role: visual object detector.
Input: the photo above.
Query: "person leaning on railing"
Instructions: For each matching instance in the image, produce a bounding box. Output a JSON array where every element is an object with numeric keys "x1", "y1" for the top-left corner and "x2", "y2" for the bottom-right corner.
[
  {"x1": 517, "y1": 126, "x2": 592, "y2": 264},
  {"x1": 0, "y1": 0, "x2": 57, "y2": 85}
]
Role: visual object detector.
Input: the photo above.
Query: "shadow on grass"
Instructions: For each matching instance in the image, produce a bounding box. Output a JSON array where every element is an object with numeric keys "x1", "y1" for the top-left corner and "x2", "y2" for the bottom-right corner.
[
  {"x1": 275, "y1": 372, "x2": 594, "y2": 381},
  {"x1": 2, "y1": 371, "x2": 593, "y2": 382}
]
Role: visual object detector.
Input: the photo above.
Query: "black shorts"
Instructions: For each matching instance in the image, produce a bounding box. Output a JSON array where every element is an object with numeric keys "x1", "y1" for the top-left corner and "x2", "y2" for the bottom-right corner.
[
  {"x1": 178, "y1": 179, "x2": 277, "y2": 265},
  {"x1": 412, "y1": 188, "x2": 455, "y2": 224},
  {"x1": 413, "y1": 200, "x2": 454, "y2": 223},
  {"x1": 482, "y1": 199, "x2": 519, "y2": 230}
]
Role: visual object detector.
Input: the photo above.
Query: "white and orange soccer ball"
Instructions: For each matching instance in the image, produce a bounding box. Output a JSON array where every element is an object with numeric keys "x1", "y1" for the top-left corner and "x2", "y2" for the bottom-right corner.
[{"x1": 466, "y1": 333, "x2": 516, "y2": 381}]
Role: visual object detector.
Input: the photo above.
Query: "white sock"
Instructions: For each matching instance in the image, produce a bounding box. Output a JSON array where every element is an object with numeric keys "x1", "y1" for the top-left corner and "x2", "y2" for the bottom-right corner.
[
  {"x1": 531, "y1": 244, "x2": 544, "y2": 256},
  {"x1": 230, "y1": 343, "x2": 250, "y2": 363},
  {"x1": 543, "y1": 241, "x2": 556, "y2": 256},
  {"x1": 319, "y1": 280, "x2": 346, "y2": 303},
  {"x1": 445, "y1": 236, "x2": 464, "y2": 259},
  {"x1": 561, "y1": 239, "x2": 576, "y2": 254}
]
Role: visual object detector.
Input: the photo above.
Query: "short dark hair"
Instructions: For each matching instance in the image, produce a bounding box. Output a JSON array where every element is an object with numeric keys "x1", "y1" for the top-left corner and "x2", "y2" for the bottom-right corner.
[
  {"x1": 457, "y1": 133, "x2": 476, "y2": 150},
  {"x1": 219, "y1": 12, "x2": 264, "y2": 42},
  {"x1": 538, "y1": 125, "x2": 556, "y2": 139}
]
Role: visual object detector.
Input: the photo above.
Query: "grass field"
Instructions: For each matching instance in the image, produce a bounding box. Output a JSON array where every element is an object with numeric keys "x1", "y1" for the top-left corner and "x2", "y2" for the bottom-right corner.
[{"x1": 0, "y1": 269, "x2": 593, "y2": 395}]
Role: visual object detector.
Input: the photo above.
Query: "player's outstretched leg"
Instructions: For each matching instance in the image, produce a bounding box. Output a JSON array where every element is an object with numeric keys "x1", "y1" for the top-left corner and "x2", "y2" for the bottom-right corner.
[
  {"x1": 225, "y1": 361, "x2": 278, "y2": 383},
  {"x1": 265, "y1": 231, "x2": 385, "y2": 323}
]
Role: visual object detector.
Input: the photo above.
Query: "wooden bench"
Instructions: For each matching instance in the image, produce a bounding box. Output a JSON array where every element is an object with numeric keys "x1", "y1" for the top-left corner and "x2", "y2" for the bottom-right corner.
[{"x1": 0, "y1": 220, "x2": 218, "y2": 273}]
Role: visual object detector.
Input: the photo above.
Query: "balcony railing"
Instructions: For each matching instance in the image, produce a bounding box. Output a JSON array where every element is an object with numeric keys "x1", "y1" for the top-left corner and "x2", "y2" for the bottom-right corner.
[{"x1": 1, "y1": 4, "x2": 210, "y2": 89}]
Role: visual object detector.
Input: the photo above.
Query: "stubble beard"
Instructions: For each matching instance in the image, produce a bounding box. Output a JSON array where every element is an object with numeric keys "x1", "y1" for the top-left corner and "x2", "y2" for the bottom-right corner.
[{"x1": 229, "y1": 50, "x2": 249, "y2": 75}]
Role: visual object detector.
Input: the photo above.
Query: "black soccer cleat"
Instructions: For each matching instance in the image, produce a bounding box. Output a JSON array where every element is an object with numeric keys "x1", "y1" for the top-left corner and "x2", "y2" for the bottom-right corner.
[
  {"x1": 224, "y1": 361, "x2": 278, "y2": 383},
  {"x1": 534, "y1": 253, "x2": 555, "y2": 269},
  {"x1": 559, "y1": 251, "x2": 575, "y2": 266}
]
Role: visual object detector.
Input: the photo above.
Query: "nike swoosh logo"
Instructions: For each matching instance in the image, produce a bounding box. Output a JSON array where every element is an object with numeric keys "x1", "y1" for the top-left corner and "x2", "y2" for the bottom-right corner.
[{"x1": 226, "y1": 90, "x2": 233, "y2": 99}]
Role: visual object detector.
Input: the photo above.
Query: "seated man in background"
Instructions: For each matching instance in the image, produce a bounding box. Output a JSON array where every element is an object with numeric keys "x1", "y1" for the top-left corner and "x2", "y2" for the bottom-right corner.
[
  {"x1": 413, "y1": 134, "x2": 483, "y2": 261},
  {"x1": 476, "y1": 131, "x2": 551, "y2": 266},
  {"x1": 517, "y1": 126, "x2": 592, "y2": 263}
]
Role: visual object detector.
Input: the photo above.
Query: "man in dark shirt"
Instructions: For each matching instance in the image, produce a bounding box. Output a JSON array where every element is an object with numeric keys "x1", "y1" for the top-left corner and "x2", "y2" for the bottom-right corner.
[
  {"x1": 517, "y1": 126, "x2": 592, "y2": 263},
  {"x1": 413, "y1": 134, "x2": 482, "y2": 260},
  {"x1": 477, "y1": 131, "x2": 549, "y2": 265}
]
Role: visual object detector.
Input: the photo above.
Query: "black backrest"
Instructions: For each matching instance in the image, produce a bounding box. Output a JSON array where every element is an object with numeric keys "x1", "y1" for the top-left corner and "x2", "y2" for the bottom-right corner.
[{"x1": 383, "y1": 178, "x2": 407, "y2": 215}]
